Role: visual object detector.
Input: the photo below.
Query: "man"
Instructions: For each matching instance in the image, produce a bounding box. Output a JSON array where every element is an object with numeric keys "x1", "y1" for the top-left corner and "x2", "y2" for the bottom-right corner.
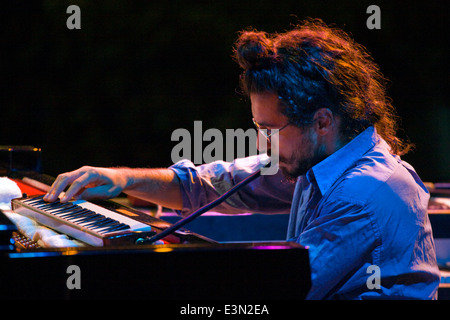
[{"x1": 44, "y1": 19, "x2": 440, "y2": 299}]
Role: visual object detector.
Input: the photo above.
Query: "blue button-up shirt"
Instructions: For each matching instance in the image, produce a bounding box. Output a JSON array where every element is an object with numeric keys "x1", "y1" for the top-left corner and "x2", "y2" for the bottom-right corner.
[{"x1": 170, "y1": 126, "x2": 440, "y2": 299}]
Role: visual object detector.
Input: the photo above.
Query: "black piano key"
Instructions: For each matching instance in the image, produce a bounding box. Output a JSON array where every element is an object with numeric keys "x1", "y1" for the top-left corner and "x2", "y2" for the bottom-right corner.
[
  {"x1": 56, "y1": 207, "x2": 86, "y2": 216},
  {"x1": 79, "y1": 216, "x2": 109, "y2": 228},
  {"x1": 83, "y1": 214, "x2": 106, "y2": 221},
  {"x1": 60, "y1": 212, "x2": 93, "y2": 223},
  {"x1": 36, "y1": 197, "x2": 60, "y2": 204},
  {"x1": 91, "y1": 223, "x2": 118, "y2": 233},
  {"x1": 110, "y1": 224, "x2": 130, "y2": 231},
  {"x1": 71, "y1": 212, "x2": 100, "y2": 224},
  {"x1": 98, "y1": 219, "x2": 123, "y2": 229},
  {"x1": 23, "y1": 195, "x2": 45, "y2": 202},
  {"x1": 48, "y1": 204, "x2": 80, "y2": 215},
  {"x1": 23, "y1": 196, "x2": 48, "y2": 203},
  {"x1": 85, "y1": 217, "x2": 115, "y2": 229},
  {"x1": 67, "y1": 215, "x2": 98, "y2": 224},
  {"x1": 66, "y1": 214, "x2": 99, "y2": 222},
  {"x1": 73, "y1": 215, "x2": 105, "y2": 225},
  {"x1": 58, "y1": 208, "x2": 91, "y2": 219},
  {"x1": 44, "y1": 202, "x2": 75, "y2": 210},
  {"x1": 98, "y1": 223, "x2": 130, "y2": 233},
  {"x1": 92, "y1": 217, "x2": 115, "y2": 225},
  {"x1": 34, "y1": 202, "x2": 64, "y2": 210},
  {"x1": 23, "y1": 197, "x2": 46, "y2": 205},
  {"x1": 116, "y1": 224, "x2": 131, "y2": 231},
  {"x1": 95, "y1": 222, "x2": 128, "y2": 234},
  {"x1": 96, "y1": 226, "x2": 121, "y2": 234},
  {"x1": 88, "y1": 220, "x2": 123, "y2": 233},
  {"x1": 96, "y1": 221, "x2": 121, "y2": 231},
  {"x1": 34, "y1": 201, "x2": 58, "y2": 208}
]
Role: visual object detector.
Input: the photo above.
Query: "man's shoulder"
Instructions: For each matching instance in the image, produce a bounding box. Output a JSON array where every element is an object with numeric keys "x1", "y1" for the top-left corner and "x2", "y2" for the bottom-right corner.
[{"x1": 329, "y1": 148, "x2": 404, "y2": 204}]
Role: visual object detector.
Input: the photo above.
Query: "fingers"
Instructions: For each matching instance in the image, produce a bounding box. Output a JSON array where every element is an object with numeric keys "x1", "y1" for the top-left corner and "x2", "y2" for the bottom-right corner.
[
  {"x1": 43, "y1": 166, "x2": 123, "y2": 203},
  {"x1": 44, "y1": 167, "x2": 96, "y2": 203},
  {"x1": 59, "y1": 171, "x2": 97, "y2": 202},
  {"x1": 44, "y1": 171, "x2": 80, "y2": 202}
]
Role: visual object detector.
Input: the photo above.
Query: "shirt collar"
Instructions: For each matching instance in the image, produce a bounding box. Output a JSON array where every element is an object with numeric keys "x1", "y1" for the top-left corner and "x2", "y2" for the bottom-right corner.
[{"x1": 306, "y1": 126, "x2": 380, "y2": 196}]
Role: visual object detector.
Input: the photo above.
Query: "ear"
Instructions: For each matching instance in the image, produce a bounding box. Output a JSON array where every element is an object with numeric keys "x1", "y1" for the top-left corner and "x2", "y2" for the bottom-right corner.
[{"x1": 313, "y1": 108, "x2": 334, "y2": 136}]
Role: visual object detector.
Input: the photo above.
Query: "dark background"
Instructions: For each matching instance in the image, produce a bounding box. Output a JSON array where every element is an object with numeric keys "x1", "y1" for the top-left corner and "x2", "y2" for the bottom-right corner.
[{"x1": 1, "y1": 0, "x2": 448, "y2": 182}]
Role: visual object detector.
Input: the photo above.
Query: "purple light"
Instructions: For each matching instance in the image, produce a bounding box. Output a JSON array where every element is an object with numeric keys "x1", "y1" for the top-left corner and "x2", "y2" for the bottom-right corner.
[{"x1": 253, "y1": 245, "x2": 293, "y2": 250}]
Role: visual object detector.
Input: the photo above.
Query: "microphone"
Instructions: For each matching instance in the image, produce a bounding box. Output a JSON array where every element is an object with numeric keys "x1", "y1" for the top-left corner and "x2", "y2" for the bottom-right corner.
[{"x1": 139, "y1": 162, "x2": 268, "y2": 244}]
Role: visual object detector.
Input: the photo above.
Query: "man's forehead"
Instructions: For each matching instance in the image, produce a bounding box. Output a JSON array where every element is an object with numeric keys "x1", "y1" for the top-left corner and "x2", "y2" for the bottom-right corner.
[{"x1": 250, "y1": 92, "x2": 287, "y2": 126}]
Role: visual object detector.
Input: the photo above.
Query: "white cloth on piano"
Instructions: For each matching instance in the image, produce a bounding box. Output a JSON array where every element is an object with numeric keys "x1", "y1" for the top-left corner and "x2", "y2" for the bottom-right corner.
[
  {"x1": 4, "y1": 211, "x2": 84, "y2": 247},
  {"x1": 0, "y1": 177, "x2": 22, "y2": 210},
  {"x1": 0, "y1": 177, "x2": 84, "y2": 248}
]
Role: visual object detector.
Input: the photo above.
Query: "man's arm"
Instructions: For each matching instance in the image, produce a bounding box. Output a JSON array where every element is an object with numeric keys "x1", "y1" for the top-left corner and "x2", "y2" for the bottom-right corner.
[
  {"x1": 43, "y1": 166, "x2": 183, "y2": 210},
  {"x1": 44, "y1": 155, "x2": 295, "y2": 216}
]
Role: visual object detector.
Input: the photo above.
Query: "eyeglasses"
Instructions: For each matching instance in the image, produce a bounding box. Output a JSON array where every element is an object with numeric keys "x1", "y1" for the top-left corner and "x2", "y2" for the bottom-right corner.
[{"x1": 252, "y1": 118, "x2": 290, "y2": 143}]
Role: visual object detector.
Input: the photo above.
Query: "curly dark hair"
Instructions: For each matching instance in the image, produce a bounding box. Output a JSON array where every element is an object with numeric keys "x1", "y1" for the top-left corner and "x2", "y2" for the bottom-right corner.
[{"x1": 234, "y1": 18, "x2": 411, "y2": 155}]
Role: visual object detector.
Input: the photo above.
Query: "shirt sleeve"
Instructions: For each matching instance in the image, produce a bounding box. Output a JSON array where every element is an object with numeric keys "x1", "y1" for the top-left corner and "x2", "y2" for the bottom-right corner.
[{"x1": 169, "y1": 155, "x2": 295, "y2": 216}]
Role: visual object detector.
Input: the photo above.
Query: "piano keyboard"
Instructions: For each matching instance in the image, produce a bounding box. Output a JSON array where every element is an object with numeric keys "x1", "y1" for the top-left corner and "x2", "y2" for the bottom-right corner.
[{"x1": 11, "y1": 195, "x2": 155, "y2": 247}]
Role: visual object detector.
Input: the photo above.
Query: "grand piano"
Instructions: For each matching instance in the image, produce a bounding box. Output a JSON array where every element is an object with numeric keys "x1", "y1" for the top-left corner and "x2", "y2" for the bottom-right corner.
[{"x1": 0, "y1": 146, "x2": 311, "y2": 300}]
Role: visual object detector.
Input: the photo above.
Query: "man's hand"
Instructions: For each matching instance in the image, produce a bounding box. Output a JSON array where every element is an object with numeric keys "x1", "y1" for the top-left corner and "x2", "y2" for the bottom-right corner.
[{"x1": 44, "y1": 166, "x2": 128, "y2": 203}]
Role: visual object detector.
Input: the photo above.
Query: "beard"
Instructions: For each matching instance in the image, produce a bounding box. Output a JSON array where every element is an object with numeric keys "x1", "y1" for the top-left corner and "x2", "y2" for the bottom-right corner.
[{"x1": 279, "y1": 130, "x2": 328, "y2": 182}]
